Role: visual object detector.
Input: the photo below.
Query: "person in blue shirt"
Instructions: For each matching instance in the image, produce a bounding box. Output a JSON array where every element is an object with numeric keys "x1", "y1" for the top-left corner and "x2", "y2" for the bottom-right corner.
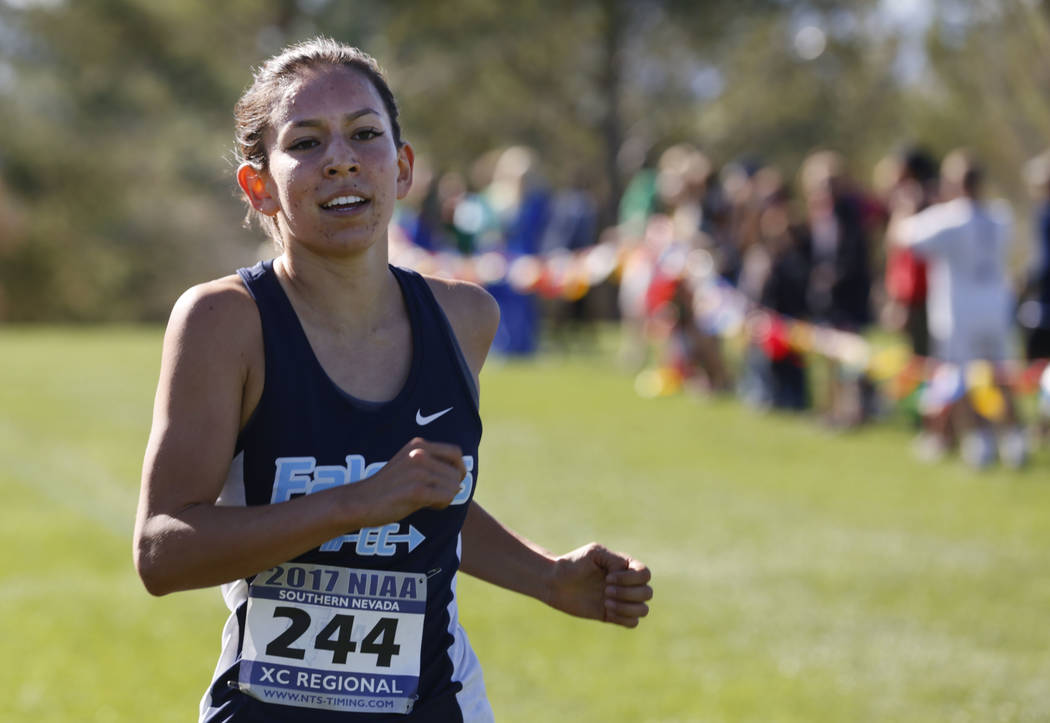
[{"x1": 1022, "y1": 151, "x2": 1050, "y2": 360}]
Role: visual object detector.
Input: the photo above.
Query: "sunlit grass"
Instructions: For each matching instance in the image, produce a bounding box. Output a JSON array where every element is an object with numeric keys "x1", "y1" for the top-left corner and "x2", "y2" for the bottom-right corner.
[{"x1": 1, "y1": 326, "x2": 1048, "y2": 722}]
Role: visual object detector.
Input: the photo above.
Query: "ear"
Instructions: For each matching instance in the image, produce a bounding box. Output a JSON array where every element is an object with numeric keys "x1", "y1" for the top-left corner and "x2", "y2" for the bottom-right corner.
[
  {"x1": 236, "y1": 164, "x2": 280, "y2": 217},
  {"x1": 395, "y1": 142, "x2": 415, "y2": 201}
]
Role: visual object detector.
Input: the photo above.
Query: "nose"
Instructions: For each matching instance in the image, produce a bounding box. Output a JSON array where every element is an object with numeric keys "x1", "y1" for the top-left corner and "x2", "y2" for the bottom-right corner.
[
  {"x1": 325, "y1": 159, "x2": 359, "y2": 176},
  {"x1": 324, "y1": 138, "x2": 359, "y2": 176}
]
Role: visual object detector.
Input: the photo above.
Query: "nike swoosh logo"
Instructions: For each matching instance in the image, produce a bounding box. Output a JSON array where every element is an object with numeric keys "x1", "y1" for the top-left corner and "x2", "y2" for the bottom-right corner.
[{"x1": 416, "y1": 407, "x2": 453, "y2": 426}]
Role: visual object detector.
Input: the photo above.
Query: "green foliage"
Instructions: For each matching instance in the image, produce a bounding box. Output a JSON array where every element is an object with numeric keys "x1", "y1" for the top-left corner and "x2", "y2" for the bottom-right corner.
[
  {"x1": 2, "y1": 328, "x2": 1050, "y2": 721},
  {"x1": 913, "y1": 0, "x2": 1050, "y2": 200},
  {"x1": 0, "y1": 1, "x2": 1047, "y2": 321}
]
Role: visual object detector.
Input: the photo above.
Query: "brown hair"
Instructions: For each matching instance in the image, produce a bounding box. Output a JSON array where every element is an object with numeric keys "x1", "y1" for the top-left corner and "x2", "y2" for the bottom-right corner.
[{"x1": 233, "y1": 37, "x2": 403, "y2": 243}]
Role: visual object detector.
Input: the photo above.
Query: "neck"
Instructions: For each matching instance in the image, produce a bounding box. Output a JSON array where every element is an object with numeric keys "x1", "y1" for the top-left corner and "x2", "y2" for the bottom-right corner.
[
  {"x1": 274, "y1": 241, "x2": 398, "y2": 331},
  {"x1": 943, "y1": 186, "x2": 977, "y2": 203}
]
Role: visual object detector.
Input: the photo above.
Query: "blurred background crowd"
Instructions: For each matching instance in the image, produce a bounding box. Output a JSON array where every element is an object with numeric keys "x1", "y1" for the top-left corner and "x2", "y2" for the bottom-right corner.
[
  {"x1": 2, "y1": 0, "x2": 1050, "y2": 468},
  {"x1": 387, "y1": 140, "x2": 1050, "y2": 470}
]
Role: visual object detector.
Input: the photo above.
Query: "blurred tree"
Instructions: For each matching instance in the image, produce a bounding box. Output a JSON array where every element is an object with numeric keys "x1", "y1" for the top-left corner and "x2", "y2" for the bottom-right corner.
[
  {"x1": 379, "y1": 0, "x2": 794, "y2": 224},
  {"x1": 908, "y1": 0, "x2": 1050, "y2": 200},
  {"x1": 0, "y1": 0, "x2": 1044, "y2": 321},
  {"x1": 692, "y1": 4, "x2": 901, "y2": 179},
  {"x1": 0, "y1": 0, "x2": 381, "y2": 321}
]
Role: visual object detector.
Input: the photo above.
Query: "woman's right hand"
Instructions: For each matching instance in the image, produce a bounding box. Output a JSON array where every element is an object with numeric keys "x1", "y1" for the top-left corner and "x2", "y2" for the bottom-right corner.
[{"x1": 345, "y1": 437, "x2": 467, "y2": 528}]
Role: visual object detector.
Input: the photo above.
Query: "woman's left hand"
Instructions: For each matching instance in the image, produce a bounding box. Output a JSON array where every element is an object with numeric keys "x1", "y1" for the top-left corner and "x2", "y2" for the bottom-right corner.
[{"x1": 546, "y1": 544, "x2": 652, "y2": 628}]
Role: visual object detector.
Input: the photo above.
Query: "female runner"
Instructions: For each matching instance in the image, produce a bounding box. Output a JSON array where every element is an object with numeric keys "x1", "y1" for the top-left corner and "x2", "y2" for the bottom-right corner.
[{"x1": 133, "y1": 37, "x2": 652, "y2": 722}]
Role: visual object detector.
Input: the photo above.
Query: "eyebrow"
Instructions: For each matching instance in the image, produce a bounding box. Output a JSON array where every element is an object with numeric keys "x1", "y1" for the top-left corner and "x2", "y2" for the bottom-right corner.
[{"x1": 284, "y1": 107, "x2": 382, "y2": 131}]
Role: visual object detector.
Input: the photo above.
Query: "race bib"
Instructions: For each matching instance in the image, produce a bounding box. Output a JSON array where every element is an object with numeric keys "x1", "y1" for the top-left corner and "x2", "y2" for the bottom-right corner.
[{"x1": 238, "y1": 563, "x2": 427, "y2": 715}]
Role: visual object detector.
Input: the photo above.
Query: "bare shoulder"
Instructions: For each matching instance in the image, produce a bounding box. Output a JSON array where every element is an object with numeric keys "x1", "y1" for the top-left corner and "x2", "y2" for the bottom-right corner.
[
  {"x1": 167, "y1": 274, "x2": 259, "y2": 351},
  {"x1": 424, "y1": 276, "x2": 500, "y2": 377},
  {"x1": 161, "y1": 274, "x2": 263, "y2": 418}
]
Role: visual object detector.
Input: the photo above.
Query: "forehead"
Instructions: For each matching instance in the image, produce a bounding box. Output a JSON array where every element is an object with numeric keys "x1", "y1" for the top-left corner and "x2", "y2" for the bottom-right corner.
[{"x1": 270, "y1": 65, "x2": 388, "y2": 130}]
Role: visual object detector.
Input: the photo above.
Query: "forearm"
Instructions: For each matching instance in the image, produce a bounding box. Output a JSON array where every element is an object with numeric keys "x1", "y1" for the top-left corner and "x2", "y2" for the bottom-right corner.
[
  {"x1": 134, "y1": 486, "x2": 361, "y2": 596},
  {"x1": 136, "y1": 434, "x2": 468, "y2": 596},
  {"x1": 460, "y1": 502, "x2": 654, "y2": 627},
  {"x1": 459, "y1": 501, "x2": 556, "y2": 605}
]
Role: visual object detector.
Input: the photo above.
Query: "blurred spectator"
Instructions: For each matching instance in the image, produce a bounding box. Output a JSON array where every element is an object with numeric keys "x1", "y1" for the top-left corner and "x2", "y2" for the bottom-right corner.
[
  {"x1": 658, "y1": 144, "x2": 735, "y2": 280},
  {"x1": 737, "y1": 168, "x2": 812, "y2": 410},
  {"x1": 650, "y1": 145, "x2": 732, "y2": 392},
  {"x1": 617, "y1": 220, "x2": 660, "y2": 370},
  {"x1": 617, "y1": 136, "x2": 659, "y2": 238},
  {"x1": 800, "y1": 150, "x2": 873, "y2": 330},
  {"x1": 450, "y1": 153, "x2": 504, "y2": 255},
  {"x1": 878, "y1": 146, "x2": 939, "y2": 357},
  {"x1": 393, "y1": 156, "x2": 443, "y2": 251},
  {"x1": 1020, "y1": 150, "x2": 1050, "y2": 360},
  {"x1": 540, "y1": 176, "x2": 598, "y2": 255},
  {"x1": 720, "y1": 159, "x2": 764, "y2": 285},
  {"x1": 541, "y1": 170, "x2": 600, "y2": 350},
  {"x1": 895, "y1": 149, "x2": 1026, "y2": 467},
  {"x1": 665, "y1": 266, "x2": 733, "y2": 393},
  {"x1": 656, "y1": 144, "x2": 711, "y2": 245},
  {"x1": 485, "y1": 146, "x2": 550, "y2": 355},
  {"x1": 800, "y1": 150, "x2": 876, "y2": 426},
  {"x1": 434, "y1": 171, "x2": 473, "y2": 255},
  {"x1": 615, "y1": 138, "x2": 661, "y2": 369}
]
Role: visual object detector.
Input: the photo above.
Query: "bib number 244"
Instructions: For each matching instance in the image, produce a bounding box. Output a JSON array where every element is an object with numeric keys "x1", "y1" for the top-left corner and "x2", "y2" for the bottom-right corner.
[{"x1": 266, "y1": 607, "x2": 400, "y2": 667}]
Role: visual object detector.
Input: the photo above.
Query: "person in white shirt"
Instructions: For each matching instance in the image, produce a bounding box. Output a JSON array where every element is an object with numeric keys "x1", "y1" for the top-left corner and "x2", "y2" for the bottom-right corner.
[
  {"x1": 897, "y1": 151, "x2": 1013, "y2": 364},
  {"x1": 894, "y1": 149, "x2": 1025, "y2": 468}
]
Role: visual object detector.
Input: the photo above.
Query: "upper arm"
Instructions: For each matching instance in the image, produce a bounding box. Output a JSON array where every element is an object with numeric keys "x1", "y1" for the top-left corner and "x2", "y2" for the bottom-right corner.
[
  {"x1": 425, "y1": 277, "x2": 500, "y2": 384},
  {"x1": 898, "y1": 206, "x2": 950, "y2": 257},
  {"x1": 136, "y1": 278, "x2": 262, "y2": 529}
]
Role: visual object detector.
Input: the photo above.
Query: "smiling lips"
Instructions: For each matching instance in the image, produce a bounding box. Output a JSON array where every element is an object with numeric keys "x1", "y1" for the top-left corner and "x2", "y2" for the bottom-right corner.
[{"x1": 320, "y1": 194, "x2": 368, "y2": 210}]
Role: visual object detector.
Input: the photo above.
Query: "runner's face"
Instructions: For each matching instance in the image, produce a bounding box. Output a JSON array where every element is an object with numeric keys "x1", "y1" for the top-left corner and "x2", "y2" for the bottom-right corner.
[{"x1": 262, "y1": 65, "x2": 412, "y2": 256}]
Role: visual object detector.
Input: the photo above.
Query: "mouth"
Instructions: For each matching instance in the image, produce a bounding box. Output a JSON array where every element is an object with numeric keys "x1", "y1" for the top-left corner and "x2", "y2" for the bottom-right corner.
[{"x1": 319, "y1": 194, "x2": 369, "y2": 211}]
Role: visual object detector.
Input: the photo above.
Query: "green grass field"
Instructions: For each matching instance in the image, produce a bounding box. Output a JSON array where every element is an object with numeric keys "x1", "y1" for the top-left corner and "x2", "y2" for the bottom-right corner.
[{"x1": 3, "y1": 326, "x2": 1050, "y2": 722}]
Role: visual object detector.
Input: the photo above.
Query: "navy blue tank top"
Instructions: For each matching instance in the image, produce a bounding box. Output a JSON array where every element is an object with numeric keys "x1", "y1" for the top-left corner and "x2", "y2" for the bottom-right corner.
[{"x1": 200, "y1": 260, "x2": 489, "y2": 722}]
